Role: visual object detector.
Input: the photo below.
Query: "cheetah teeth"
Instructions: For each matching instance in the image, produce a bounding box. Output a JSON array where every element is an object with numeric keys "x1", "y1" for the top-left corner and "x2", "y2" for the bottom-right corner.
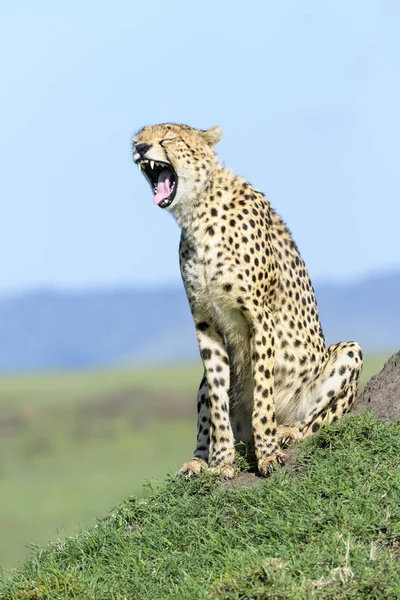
[{"x1": 138, "y1": 159, "x2": 168, "y2": 170}]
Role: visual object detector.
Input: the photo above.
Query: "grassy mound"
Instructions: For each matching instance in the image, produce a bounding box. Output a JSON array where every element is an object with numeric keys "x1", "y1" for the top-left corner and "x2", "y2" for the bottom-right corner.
[{"x1": 1, "y1": 412, "x2": 399, "y2": 599}]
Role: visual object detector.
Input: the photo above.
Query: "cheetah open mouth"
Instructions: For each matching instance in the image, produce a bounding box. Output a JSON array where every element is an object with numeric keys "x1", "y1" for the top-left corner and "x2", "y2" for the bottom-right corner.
[{"x1": 138, "y1": 159, "x2": 177, "y2": 208}]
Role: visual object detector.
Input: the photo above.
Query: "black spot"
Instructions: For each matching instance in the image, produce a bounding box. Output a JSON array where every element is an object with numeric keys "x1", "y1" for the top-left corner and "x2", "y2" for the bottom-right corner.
[
  {"x1": 224, "y1": 283, "x2": 232, "y2": 292},
  {"x1": 201, "y1": 348, "x2": 212, "y2": 360},
  {"x1": 261, "y1": 416, "x2": 267, "y2": 424},
  {"x1": 211, "y1": 208, "x2": 218, "y2": 216},
  {"x1": 197, "y1": 322, "x2": 209, "y2": 332},
  {"x1": 312, "y1": 422, "x2": 320, "y2": 432},
  {"x1": 206, "y1": 226, "x2": 215, "y2": 236}
]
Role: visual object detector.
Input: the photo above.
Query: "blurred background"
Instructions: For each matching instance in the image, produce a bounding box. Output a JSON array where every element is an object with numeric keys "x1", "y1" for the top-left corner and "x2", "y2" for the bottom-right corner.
[{"x1": 1, "y1": 0, "x2": 399, "y2": 574}]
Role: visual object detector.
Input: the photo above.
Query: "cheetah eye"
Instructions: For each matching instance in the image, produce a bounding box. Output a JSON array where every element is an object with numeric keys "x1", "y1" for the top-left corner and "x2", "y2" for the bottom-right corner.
[{"x1": 160, "y1": 137, "x2": 178, "y2": 145}]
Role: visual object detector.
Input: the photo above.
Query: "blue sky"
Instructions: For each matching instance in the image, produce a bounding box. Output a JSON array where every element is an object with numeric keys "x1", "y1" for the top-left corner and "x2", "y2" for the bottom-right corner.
[{"x1": 1, "y1": 0, "x2": 399, "y2": 293}]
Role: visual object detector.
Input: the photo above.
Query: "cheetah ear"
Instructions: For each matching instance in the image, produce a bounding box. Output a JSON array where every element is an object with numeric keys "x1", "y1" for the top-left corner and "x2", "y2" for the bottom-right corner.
[{"x1": 202, "y1": 126, "x2": 222, "y2": 147}]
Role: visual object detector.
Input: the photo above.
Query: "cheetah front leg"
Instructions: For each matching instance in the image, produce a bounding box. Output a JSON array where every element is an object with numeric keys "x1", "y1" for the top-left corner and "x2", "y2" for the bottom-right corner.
[
  {"x1": 250, "y1": 309, "x2": 286, "y2": 476},
  {"x1": 182, "y1": 314, "x2": 236, "y2": 479},
  {"x1": 179, "y1": 372, "x2": 211, "y2": 477}
]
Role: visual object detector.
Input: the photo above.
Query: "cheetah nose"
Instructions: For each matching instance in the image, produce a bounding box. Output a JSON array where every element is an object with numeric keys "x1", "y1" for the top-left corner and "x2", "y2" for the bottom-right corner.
[{"x1": 135, "y1": 143, "x2": 152, "y2": 157}]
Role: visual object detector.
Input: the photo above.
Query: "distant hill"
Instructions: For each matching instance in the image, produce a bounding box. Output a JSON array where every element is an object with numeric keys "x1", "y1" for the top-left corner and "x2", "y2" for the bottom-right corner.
[{"x1": 0, "y1": 272, "x2": 399, "y2": 372}]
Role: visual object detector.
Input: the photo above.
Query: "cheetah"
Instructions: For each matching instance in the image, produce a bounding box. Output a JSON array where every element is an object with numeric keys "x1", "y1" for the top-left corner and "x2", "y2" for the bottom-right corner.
[{"x1": 132, "y1": 123, "x2": 363, "y2": 479}]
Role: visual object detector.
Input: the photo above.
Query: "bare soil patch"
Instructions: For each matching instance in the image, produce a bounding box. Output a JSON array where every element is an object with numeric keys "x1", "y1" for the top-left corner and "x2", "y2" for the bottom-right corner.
[
  {"x1": 352, "y1": 350, "x2": 400, "y2": 421},
  {"x1": 221, "y1": 472, "x2": 262, "y2": 489}
]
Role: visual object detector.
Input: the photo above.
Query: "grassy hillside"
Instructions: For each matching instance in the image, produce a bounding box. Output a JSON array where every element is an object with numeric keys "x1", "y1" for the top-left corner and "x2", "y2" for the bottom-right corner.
[
  {"x1": 1, "y1": 413, "x2": 399, "y2": 599},
  {"x1": 0, "y1": 356, "x2": 392, "y2": 574}
]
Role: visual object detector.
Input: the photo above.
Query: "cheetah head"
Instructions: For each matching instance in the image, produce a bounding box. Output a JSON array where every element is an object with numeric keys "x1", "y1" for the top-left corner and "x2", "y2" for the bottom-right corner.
[{"x1": 132, "y1": 123, "x2": 222, "y2": 210}]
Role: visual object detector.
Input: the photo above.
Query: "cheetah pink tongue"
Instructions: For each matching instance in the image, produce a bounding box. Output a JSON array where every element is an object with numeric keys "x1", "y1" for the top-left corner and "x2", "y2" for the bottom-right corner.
[{"x1": 153, "y1": 169, "x2": 172, "y2": 205}]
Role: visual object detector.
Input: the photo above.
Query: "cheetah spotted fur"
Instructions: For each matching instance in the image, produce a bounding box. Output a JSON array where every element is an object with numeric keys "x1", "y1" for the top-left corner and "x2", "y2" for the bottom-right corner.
[{"x1": 133, "y1": 123, "x2": 363, "y2": 478}]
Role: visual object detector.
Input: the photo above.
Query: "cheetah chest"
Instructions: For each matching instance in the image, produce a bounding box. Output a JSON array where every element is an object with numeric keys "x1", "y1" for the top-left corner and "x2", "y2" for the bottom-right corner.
[
  {"x1": 181, "y1": 245, "x2": 250, "y2": 350},
  {"x1": 182, "y1": 243, "x2": 237, "y2": 301}
]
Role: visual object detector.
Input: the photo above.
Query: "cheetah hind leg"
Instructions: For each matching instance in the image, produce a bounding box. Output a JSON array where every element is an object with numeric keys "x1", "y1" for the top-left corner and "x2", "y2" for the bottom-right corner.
[{"x1": 300, "y1": 341, "x2": 363, "y2": 438}]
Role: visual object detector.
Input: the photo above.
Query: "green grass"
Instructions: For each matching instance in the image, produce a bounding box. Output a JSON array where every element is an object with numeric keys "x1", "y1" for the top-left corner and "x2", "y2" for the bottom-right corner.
[
  {"x1": 0, "y1": 420, "x2": 194, "y2": 573},
  {"x1": 0, "y1": 355, "x2": 392, "y2": 576},
  {"x1": 1, "y1": 413, "x2": 399, "y2": 599},
  {"x1": 0, "y1": 365, "x2": 202, "y2": 571}
]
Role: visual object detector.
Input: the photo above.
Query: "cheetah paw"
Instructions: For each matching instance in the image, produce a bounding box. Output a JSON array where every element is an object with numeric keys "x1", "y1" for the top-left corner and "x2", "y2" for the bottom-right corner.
[
  {"x1": 178, "y1": 458, "x2": 208, "y2": 478},
  {"x1": 257, "y1": 450, "x2": 286, "y2": 476},
  {"x1": 276, "y1": 425, "x2": 303, "y2": 447},
  {"x1": 209, "y1": 463, "x2": 235, "y2": 480}
]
